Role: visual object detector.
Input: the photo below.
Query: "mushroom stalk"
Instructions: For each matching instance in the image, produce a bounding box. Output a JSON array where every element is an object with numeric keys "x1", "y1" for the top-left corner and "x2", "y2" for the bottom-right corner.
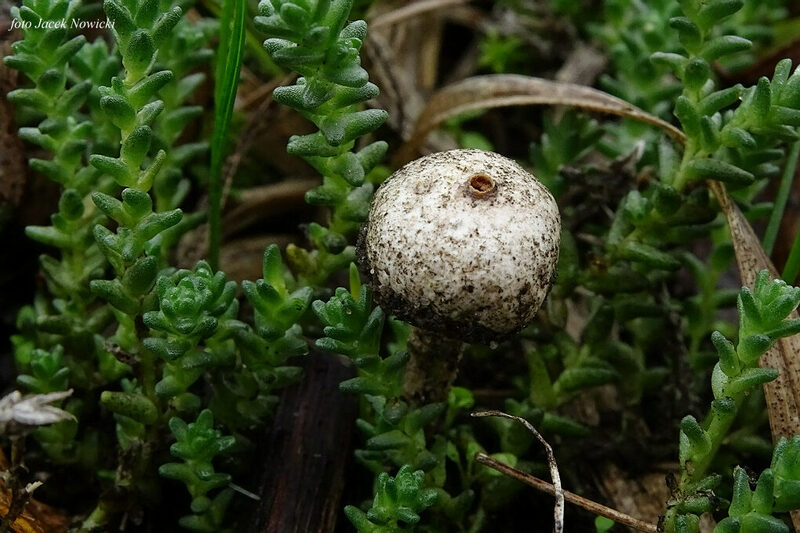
[{"x1": 403, "y1": 327, "x2": 464, "y2": 405}]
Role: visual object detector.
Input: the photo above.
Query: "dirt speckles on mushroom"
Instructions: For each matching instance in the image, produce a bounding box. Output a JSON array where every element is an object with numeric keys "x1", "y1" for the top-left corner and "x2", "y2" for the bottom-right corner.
[{"x1": 357, "y1": 149, "x2": 561, "y2": 343}]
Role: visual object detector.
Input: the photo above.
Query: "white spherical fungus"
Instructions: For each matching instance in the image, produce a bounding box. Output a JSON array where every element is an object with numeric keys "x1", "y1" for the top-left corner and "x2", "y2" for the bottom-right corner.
[{"x1": 358, "y1": 148, "x2": 561, "y2": 343}]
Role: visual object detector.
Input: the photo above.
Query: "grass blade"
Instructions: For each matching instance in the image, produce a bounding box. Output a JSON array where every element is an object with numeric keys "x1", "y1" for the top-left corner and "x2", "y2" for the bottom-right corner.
[
  {"x1": 763, "y1": 140, "x2": 800, "y2": 256},
  {"x1": 199, "y1": 0, "x2": 280, "y2": 76},
  {"x1": 783, "y1": 229, "x2": 800, "y2": 285},
  {"x1": 209, "y1": 0, "x2": 247, "y2": 270}
]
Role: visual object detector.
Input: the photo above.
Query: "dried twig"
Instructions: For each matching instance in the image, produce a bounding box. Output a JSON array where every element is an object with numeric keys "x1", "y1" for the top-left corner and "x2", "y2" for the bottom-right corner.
[
  {"x1": 554, "y1": 44, "x2": 608, "y2": 86},
  {"x1": 473, "y1": 452, "x2": 659, "y2": 533},
  {"x1": 471, "y1": 410, "x2": 565, "y2": 533},
  {"x1": 0, "y1": 479, "x2": 42, "y2": 533},
  {"x1": 0, "y1": 442, "x2": 68, "y2": 533},
  {"x1": 221, "y1": 74, "x2": 297, "y2": 213}
]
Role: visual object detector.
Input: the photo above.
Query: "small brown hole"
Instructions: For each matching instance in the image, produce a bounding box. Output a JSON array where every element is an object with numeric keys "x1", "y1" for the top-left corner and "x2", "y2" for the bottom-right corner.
[{"x1": 467, "y1": 173, "x2": 495, "y2": 197}]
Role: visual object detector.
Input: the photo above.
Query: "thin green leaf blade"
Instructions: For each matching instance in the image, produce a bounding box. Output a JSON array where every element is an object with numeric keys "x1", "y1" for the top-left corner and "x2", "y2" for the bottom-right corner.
[{"x1": 209, "y1": 0, "x2": 247, "y2": 269}]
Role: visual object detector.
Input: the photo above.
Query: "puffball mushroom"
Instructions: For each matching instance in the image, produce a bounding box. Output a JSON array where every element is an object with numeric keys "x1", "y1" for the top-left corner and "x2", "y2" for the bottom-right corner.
[{"x1": 358, "y1": 148, "x2": 561, "y2": 345}]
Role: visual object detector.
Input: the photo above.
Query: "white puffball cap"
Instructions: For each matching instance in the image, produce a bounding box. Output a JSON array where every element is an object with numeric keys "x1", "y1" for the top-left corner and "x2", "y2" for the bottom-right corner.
[{"x1": 358, "y1": 149, "x2": 561, "y2": 343}]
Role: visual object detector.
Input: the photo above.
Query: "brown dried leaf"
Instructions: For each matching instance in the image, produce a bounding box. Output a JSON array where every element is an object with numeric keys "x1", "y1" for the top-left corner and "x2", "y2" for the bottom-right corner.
[
  {"x1": 0, "y1": 451, "x2": 68, "y2": 533},
  {"x1": 596, "y1": 463, "x2": 671, "y2": 526},
  {"x1": 396, "y1": 74, "x2": 684, "y2": 164},
  {"x1": 0, "y1": 496, "x2": 69, "y2": 533},
  {"x1": 708, "y1": 182, "x2": 800, "y2": 440},
  {"x1": 707, "y1": 181, "x2": 800, "y2": 529}
]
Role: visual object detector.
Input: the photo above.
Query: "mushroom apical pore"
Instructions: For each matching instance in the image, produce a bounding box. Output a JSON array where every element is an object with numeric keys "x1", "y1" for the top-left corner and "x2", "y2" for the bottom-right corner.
[{"x1": 358, "y1": 149, "x2": 561, "y2": 344}]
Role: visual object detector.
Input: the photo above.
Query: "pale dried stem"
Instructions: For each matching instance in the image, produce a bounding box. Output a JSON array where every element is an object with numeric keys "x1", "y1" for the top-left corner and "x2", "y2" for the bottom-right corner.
[{"x1": 472, "y1": 410, "x2": 565, "y2": 533}]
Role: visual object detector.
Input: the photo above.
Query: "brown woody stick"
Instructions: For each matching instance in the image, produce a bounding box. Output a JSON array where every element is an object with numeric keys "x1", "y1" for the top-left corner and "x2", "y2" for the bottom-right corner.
[
  {"x1": 248, "y1": 353, "x2": 357, "y2": 533},
  {"x1": 473, "y1": 453, "x2": 658, "y2": 533}
]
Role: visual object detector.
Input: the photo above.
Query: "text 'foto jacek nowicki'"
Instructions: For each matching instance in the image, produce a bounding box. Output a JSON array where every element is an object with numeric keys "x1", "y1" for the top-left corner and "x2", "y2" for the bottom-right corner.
[{"x1": 9, "y1": 16, "x2": 116, "y2": 31}]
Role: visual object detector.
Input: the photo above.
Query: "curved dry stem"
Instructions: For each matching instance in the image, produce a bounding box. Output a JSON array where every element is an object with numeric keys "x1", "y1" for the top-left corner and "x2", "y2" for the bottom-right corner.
[
  {"x1": 471, "y1": 409, "x2": 565, "y2": 533},
  {"x1": 397, "y1": 74, "x2": 685, "y2": 164}
]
